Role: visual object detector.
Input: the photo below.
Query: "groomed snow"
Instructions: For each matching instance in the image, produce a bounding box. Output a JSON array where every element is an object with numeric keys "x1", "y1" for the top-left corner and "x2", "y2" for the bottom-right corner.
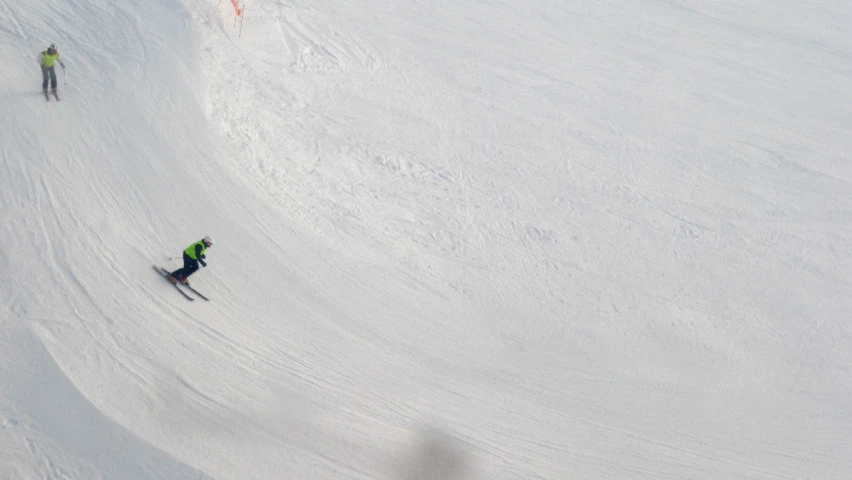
[{"x1": 1, "y1": 0, "x2": 850, "y2": 478}]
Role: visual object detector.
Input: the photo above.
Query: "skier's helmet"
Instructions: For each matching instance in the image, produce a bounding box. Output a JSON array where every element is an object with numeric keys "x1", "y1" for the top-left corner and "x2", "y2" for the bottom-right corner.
[
  {"x1": 203, "y1": 235, "x2": 214, "y2": 247},
  {"x1": 47, "y1": 43, "x2": 57, "y2": 54}
]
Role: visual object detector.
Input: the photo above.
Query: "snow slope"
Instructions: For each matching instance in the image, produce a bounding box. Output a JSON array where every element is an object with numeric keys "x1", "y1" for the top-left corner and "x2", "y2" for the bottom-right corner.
[{"x1": 1, "y1": 0, "x2": 850, "y2": 478}]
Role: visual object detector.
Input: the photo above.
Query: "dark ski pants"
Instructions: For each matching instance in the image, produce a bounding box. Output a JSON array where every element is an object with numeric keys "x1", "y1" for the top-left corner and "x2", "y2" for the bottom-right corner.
[
  {"x1": 171, "y1": 252, "x2": 199, "y2": 279},
  {"x1": 41, "y1": 65, "x2": 57, "y2": 90}
]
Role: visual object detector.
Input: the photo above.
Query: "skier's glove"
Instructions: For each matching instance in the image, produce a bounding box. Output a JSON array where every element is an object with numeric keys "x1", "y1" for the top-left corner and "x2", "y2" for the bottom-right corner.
[
  {"x1": 199, "y1": 260, "x2": 207, "y2": 267},
  {"x1": 200, "y1": 254, "x2": 206, "y2": 259}
]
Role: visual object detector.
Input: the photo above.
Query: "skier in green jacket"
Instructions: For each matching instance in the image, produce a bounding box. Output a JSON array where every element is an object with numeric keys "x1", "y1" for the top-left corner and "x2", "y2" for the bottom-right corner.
[
  {"x1": 38, "y1": 43, "x2": 65, "y2": 95},
  {"x1": 169, "y1": 236, "x2": 214, "y2": 284}
]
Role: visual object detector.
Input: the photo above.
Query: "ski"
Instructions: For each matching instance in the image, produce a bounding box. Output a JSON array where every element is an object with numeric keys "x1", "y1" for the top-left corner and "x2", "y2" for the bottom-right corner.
[
  {"x1": 52, "y1": 91, "x2": 60, "y2": 101},
  {"x1": 43, "y1": 90, "x2": 49, "y2": 101},
  {"x1": 153, "y1": 265, "x2": 194, "y2": 301},
  {"x1": 182, "y1": 283, "x2": 209, "y2": 301}
]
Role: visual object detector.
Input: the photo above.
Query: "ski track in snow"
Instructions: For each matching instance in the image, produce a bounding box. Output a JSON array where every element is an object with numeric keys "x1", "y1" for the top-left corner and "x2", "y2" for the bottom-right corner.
[{"x1": 1, "y1": 0, "x2": 851, "y2": 478}]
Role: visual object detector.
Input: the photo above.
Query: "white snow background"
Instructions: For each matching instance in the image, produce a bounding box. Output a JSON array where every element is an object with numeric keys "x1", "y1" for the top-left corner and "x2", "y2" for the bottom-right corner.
[{"x1": 1, "y1": 0, "x2": 850, "y2": 478}]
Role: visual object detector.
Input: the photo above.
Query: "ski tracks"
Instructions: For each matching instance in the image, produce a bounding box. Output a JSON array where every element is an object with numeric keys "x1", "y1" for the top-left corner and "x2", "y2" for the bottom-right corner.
[
  {"x1": 0, "y1": 0, "x2": 25, "y2": 39},
  {"x1": 273, "y1": 7, "x2": 384, "y2": 76}
]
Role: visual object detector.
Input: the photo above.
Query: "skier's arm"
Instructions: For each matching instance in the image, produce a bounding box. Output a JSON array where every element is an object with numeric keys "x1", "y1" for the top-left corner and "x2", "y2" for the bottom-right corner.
[
  {"x1": 195, "y1": 244, "x2": 207, "y2": 267},
  {"x1": 37, "y1": 52, "x2": 44, "y2": 65},
  {"x1": 58, "y1": 55, "x2": 65, "y2": 69}
]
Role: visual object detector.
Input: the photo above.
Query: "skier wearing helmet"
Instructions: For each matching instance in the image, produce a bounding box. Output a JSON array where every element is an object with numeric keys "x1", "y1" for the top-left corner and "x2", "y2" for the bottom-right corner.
[
  {"x1": 169, "y1": 236, "x2": 214, "y2": 284},
  {"x1": 38, "y1": 43, "x2": 65, "y2": 96}
]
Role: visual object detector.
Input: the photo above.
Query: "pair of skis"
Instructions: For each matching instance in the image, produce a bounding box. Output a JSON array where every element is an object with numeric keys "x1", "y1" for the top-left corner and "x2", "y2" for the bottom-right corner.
[
  {"x1": 153, "y1": 266, "x2": 209, "y2": 301},
  {"x1": 43, "y1": 89, "x2": 59, "y2": 101}
]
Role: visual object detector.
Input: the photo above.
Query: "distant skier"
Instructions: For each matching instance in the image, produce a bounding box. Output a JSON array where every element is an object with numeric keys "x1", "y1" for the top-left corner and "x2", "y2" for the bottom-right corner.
[
  {"x1": 169, "y1": 236, "x2": 214, "y2": 284},
  {"x1": 38, "y1": 43, "x2": 65, "y2": 95}
]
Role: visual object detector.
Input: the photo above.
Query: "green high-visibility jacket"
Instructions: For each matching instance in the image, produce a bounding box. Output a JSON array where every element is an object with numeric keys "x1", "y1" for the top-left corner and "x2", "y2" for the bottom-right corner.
[
  {"x1": 42, "y1": 52, "x2": 59, "y2": 67},
  {"x1": 184, "y1": 240, "x2": 207, "y2": 260}
]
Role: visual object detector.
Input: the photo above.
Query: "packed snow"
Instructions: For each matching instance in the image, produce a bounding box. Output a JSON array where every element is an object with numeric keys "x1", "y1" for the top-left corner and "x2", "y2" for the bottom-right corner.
[{"x1": 1, "y1": 0, "x2": 850, "y2": 478}]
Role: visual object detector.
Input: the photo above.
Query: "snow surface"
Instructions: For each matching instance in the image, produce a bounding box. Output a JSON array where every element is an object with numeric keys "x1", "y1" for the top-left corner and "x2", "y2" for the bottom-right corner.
[{"x1": 1, "y1": 0, "x2": 851, "y2": 478}]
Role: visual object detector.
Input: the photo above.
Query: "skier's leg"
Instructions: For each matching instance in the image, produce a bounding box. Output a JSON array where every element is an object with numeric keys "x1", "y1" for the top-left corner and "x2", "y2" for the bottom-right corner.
[
  {"x1": 171, "y1": 252, "x2": 193, "y2": 278},
  {"x1": 41, "y1": 66, "x2": 49, "y2": 91},
  {"x1": 183, "y1": 253, "x2": 197, "y2": 279},
  {"x1": 49, "y1": 67, "x2": 57, "y2": 91},
  {"x1": 184, "y1": 259, "x2": 199, "y2": 279}
]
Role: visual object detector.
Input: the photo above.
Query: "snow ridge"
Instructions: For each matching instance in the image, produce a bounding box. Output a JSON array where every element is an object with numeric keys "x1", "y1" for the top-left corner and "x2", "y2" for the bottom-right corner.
[{"x1": 1, "y1": 0, "x2": 850, "y2": 478}]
